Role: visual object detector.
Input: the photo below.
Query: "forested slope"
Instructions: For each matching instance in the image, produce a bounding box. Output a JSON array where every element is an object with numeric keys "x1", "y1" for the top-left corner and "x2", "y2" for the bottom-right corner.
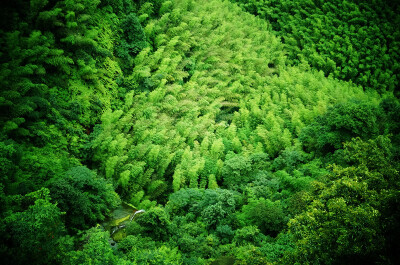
[
  {"x1": 231, "y1": 0, "x2": 400, "y2": 93},
  {"x1": 1, "y1": 0, "x2": 399, "y2": 264},
  {"x1": 90, "y1": 0, "x2": 375, "y2": 206}
]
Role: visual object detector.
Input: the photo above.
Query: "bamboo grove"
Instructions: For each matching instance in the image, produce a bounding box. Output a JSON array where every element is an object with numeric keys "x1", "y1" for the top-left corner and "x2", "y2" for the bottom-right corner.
[{"x1": 0, "y1": 0, "x2": 399, "y2": 264}]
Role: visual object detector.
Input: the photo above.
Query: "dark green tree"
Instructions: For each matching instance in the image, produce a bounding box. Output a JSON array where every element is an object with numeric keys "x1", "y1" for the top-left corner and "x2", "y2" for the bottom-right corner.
[
  {"x1": 48, "y1": 166, "x2": 120, "y2": 231},
  {"x1": 284, "y1": 136, "x2": 400, "y2": 264},
  {"x1": 64, "y1": 227, "x2": 130, "y2": 265},
  {"x1": 115, "y1": 13, "x2": 148, "y2": 72},
  {"x1": 2, "y1": 188, "x2": 72, "y2": 265}
]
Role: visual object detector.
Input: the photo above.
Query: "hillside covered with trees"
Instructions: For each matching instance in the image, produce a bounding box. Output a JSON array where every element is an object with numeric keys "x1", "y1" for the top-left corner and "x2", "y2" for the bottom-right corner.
[{"x1": 0, "y1": 0, "x2": 399, "y2": 264}]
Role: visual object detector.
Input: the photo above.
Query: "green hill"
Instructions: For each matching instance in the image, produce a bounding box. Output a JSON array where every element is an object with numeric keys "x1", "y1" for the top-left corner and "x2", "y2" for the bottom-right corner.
[{"x1": 1, "y1": 0, "x2": 399, "y2": 264}]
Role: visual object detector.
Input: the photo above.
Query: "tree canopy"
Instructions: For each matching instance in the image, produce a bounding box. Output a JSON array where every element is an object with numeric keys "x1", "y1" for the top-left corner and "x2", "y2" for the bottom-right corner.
[{"x1": 0, "y1": 0, "x2": 399, "y2": 264}]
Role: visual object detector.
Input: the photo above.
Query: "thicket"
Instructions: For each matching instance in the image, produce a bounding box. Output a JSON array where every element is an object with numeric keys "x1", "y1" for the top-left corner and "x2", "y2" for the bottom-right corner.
[
  {"x1": 0, "y1": 0, "x2": 399, "y2": 264},
  {"x1": 231, "y1": 0, "x2": 400, "y2": 94}
]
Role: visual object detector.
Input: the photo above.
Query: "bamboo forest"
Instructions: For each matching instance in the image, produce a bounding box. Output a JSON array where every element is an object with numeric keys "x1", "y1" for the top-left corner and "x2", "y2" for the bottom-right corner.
[{"x1": 1, "y1": 0, "x2": 400, "y2": 264}]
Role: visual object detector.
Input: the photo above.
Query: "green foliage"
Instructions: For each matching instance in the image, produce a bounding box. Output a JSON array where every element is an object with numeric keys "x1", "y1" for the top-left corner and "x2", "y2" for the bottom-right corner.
[
  {"x1": 0, "y1": 139, "x2": 80, "y2": 195},
  {"x1": 64, "y1": 228, "x2": 131, "y2": 265},
  {"x1": 222, "y1": 153, "x2": 252, "y2": 189},
  {"x1": 116, "y1": 13, "x2": 148, "y2": 72},
  {"x1": 100, "y1": 0, "x2": 134, "y2": 15},
  {"x1": 238, "y1": 198, "x2": 286, "y2": 236},
  {"x1": 300, "y1": 98, "x2": 399, "y2": 154},
  {"x1": 284, "y1": 136, "x2": 400, "y2": 264},
  {"x1": 1, "y1": 0, "x2": 399, "y2": 264},
  {"x1": 89, "y1": 0, "x2": 375, "y2": 206},
  {"x1": 301, "y1": 100, "x2": 380, "y2": 152},
  {"x1": 128, "y1": 206, "x2": 171, "y2": 241},
  {"x1": 231, "y1": 0, "x2": 400, "y2": 93},
  {"x1": 162, "y1": 188, "x2": 241, "y2": 259},
  {"x1": 1, "y1": 188, "x2": 73, "y2": 265},
  {"x1": 48, "y1": 166, "x2": 120, "y2": 231},
  {"x1": 233, "y1": 225, "x2": 264, "y2": 246},
  {"x1": 119, "y1": 235, "x2": 182, "y2": 264},
  {"x1": 201, "y1": 189, "x2": 236, "y2": 229},
  {"x1": 167, "y1": 189, "x2": 237, "y2": 224}
]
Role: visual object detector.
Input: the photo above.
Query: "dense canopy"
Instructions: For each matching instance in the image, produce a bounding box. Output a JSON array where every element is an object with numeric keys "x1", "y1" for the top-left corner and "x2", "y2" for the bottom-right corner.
[{"x1": 1, "y1": 0, "x2": 399, "y2": 264}]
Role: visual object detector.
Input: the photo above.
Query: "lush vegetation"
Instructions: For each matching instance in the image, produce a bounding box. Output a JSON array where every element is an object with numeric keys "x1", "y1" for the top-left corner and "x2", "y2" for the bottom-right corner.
[
  {"x1": 231, "y1": 0, "x2": 400, "y2": 94},
  {"x1": 0, "y1": 0, "x2": 399, "y2": 264}
]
